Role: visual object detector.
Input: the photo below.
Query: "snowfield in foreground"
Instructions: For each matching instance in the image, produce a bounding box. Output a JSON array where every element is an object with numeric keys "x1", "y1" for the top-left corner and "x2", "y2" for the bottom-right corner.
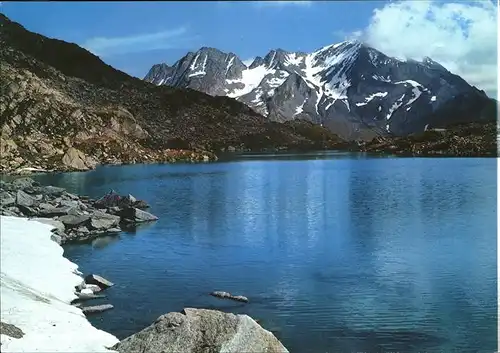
[{"x1": 0, "y1": 216, "x2": 119, "y2": 352}]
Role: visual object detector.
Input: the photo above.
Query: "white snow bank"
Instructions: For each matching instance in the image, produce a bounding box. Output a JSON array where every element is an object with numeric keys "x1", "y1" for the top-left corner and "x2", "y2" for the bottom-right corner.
[{"x1": 0, "y1": 216, "x2": 119, "y2": 352}]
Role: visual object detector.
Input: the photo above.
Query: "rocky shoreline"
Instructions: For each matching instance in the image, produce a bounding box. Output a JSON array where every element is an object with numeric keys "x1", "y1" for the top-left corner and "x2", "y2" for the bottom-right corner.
[
  {"x1": 0, "y1": 178, "x2": 289, "y2": 352},
  {"x1": 0, "y1": 147, "x2": 218, "y2": 176},
  {"x1": 2, "y1": 120, "x2": 496, "y2": 177},
  {"x1": 0, "y1": 177, "x2": 159, "y2": 244}
]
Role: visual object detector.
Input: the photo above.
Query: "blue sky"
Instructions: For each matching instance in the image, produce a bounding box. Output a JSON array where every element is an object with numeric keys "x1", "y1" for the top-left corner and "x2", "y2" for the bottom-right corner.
[
  {"x1": 1, "y1": 1, "x2": 497, "y2": 96},
  {"x1": 1, "y1": 1, "x2": 386, "y2": 77}
]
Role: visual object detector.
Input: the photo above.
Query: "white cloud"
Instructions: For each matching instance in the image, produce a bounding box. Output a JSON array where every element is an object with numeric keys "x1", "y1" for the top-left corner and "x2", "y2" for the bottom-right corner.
[
  {"x1": 82, "y1": 27, "x2": 196, "y2": 56},
  {"x1": 254, "y1": 1, "x2": 312, "y2": 8},
  {"x1": 356, "y1": 0, "x2": 498, "y2": 97}
]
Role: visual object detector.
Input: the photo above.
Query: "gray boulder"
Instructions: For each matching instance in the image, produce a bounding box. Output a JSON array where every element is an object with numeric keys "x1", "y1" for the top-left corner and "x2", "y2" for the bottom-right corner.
[
  {"x1": 16, "y1": 190, "x2": 35, "y2": 207},
  {"x1": 12, "y1": 177, "x2": 37, "y2": 190},
  {"x1": 120, "y1": 207, "x2": 158, "y2": 223},
  {"x1": 210, "y1": 291, "x2": 249, "y2": 303},
  {"x1": 133, "y1": 200, "x2": 149, "y2": 209},
  {"x1": 82, "y1": 304, "x2": 114, "y2": 315},
  {"x1": 76, "y1": 226, "x2": 90, "y2": 234},
  {"x1": 58, "y1": 214, "x2": 90, "y2": 228},
  {"x1": 37, "y1": 205, "x2": 73, "y2": 217},
  {"x1": 50, "y1": 233, "x2": 62, "y2": 244},
  {"x1": 74, "y1": 292, "x2": 106, "y2": 301},
  {"x1": 67, "y1": 207, "x2": 85, "y2": 216},
  {"x1": 59, "y1": 199, "x2": 80, "y2": 209},
  {"x1": 1, "y1": 207, "x2": 19, "y2": 216},
  {"x1": 42, "y1": 185, "x2": 66, "y2": 196},
  {"x1": 84, "y1": 274, "x2": 114, "y2": 289},
  {"x1": 85, "y1": 284, "x2": 102, "y2": 293},
  {"x1": 113, "y1": 308, "x2": 289, "y2": 353},
  {"x1": 64, "y1": 192, "x2": 80, "y2": 200},
  {"x1": 18, "y1": 204, "x2": 37, "y2": 217},
  {"x1": 0, "y1": 192, "x2": 15, "y2": 206},
  {"x1": 89, "y1": 210, "x2": 120, "y2": 230}
]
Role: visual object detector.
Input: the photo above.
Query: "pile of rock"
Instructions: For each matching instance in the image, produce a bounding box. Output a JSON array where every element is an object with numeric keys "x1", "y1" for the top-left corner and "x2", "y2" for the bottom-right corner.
[
  {"x1": 73, "y1": 274, "x2": 115, "y2": 315},
  {"x1": 0, "y1": 178, "x2": 159, "y2": 244}
]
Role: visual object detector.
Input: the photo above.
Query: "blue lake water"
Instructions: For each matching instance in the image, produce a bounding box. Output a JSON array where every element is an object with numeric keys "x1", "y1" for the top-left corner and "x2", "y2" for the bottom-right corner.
[{"x1": 34, "y1": 152, "x2": 497, "y2": 353}]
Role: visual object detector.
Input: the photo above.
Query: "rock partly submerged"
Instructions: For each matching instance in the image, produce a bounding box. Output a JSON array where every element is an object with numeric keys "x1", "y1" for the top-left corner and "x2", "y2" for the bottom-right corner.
[
  {"x1": 82, "y1": 304, "x2": 114, "y2": 315},
  {"x1": 85, "y1": 274, "x2": 114, "y2": 290},
  {"x1": 210, "y1": 291, "x2": 249, "y2": 303},
  {"x1": 114, "y1": 308, "x2": 289, "y2": 353}
]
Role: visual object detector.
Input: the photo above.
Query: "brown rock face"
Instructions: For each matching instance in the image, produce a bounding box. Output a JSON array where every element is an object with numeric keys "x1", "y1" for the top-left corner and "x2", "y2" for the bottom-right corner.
[
  {"x1": 61, "y1": 147, "x2": 96, "y2": 170},
  {"x1": 114, "y1": 308, "x2": 289, "y2": 353}
]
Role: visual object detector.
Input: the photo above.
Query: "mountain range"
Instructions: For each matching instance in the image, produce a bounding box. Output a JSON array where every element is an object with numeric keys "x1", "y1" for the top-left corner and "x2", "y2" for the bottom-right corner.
[
  {"x1": 0, "y1": 13, "x2": 496, "y2": 175},
  {"x1": 145, "y1": 42, "x2": 493, "y2": 140},
  {"x1": 0, "y1": 14, "x2": 351, "y2": 174}
]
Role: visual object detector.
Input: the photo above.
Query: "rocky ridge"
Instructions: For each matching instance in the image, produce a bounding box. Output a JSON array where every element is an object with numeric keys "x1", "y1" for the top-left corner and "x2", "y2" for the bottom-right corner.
[
  {"x1": 145, "y1": 43, "x2": 494, "y2": 140},
  {"x1": 0, "y1": 14, "x2": 347, "y2": 175}
]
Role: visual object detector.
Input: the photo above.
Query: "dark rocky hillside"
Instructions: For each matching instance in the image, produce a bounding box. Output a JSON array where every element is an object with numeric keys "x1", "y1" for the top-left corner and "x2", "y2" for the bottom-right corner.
[
  {"x1": 362, "y1": 121, "x2": 497, "y2": 157},
  {"x1": 361, "y1": 94, "x2": 497, "y2": 157},
  {"x1": 0, "y1": 14, "x2": 346, "y2": 174}
]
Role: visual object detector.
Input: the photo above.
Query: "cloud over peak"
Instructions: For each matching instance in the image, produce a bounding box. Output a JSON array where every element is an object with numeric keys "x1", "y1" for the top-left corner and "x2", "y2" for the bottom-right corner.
[{"x1": 354, "y1": 0, "x2": 498, "y2": 96}]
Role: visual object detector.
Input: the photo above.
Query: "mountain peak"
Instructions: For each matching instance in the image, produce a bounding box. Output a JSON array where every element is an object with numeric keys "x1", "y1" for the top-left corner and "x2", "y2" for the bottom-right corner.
[
  {"x1": 145, "y1": 39, "x2": 484, "y2": 140},
  {"x1": 421, "y1": 56, "x2": 449, "y2": 71}
]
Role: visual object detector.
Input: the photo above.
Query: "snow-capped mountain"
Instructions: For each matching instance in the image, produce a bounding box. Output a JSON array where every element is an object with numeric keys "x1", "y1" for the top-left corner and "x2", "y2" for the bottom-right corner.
[{"x1": 144, "y1": 41, "x2": 489, "y2": 140}]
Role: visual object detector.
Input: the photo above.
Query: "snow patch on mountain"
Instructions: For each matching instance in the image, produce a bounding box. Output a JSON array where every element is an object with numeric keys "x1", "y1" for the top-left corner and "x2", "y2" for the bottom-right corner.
[
  {"x1": 356, "y1": 92, "x2": 388, "y2": 106},
  {"x1": 225, "y1": 56, "x2": 235, "y2": 74},
  {"x1": 295, "y1": 100, "x2": 305, "y2": 115},
  {"x1": 386, "y1": 94, "x2": 406, "y2": 120},
  {"x1": 285, "y1": 53, "x2": 304, "y2": 66},
  {"x1": 226, "y1": 65, "x2": 272, "y2": 98},
  {"x1": 189, "y1": 54, "x2": 208, "y2": 78}
]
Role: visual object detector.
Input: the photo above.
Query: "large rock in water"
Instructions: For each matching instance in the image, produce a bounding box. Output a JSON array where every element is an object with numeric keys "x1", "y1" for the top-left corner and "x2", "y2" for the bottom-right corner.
[
  {"x1": 82, "y1": 304, "x2": 114, "y2": 315},
  {"x1": 119, "y1": 207, "x2": 158, "y2": 223},
  {"x1": 84, "y1": 274, "x2": 114, "y2": 289},
  {"x1": 113, "y1": 308, "x2": 289, "y2": 353}
]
